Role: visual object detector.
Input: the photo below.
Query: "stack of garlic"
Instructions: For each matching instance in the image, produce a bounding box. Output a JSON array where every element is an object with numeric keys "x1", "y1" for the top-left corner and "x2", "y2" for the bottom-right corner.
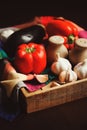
[{"x1": 51, "y1": 53, "x2": 77, "y2": 83}]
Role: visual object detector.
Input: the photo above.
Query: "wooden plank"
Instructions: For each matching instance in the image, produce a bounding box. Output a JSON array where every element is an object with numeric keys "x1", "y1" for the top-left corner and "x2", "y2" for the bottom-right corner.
[{"x1": 20, "y1": 78, "x2": 87, "y2": 113}]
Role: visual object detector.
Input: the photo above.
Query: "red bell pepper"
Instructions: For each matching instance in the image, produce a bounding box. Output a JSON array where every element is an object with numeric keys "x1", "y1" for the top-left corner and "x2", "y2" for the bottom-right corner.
[
  {"x1": 46, "y1": 18, "x2": 79, "y2": 44},
  {"x1": 61, "y1": 35, "x2": 75, "y2": 50},
  {"x1": 39, "y1": 16, "x2": 55, "y2": 27},
  {"x1": 14, "y1": 43, "x2": 47, "y2": 74}
]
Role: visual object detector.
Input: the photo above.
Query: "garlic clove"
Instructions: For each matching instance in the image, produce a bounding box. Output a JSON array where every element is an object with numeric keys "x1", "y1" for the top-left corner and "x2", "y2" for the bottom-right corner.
[
  {"x1": 58, "y1": 69, "x2": 77, "y2": 83},
  {"x1": 66, "y1": 69, "x2": 77, "y2": 82},
  {"x1": 58, "y1": 71, "x2": 67, "y2": 83},
  {"x1": 51, "y1": 62, "x2": 60, "y2": 75}
]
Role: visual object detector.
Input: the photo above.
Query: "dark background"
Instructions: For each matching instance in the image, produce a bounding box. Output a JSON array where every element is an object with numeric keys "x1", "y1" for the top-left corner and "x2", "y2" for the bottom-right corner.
[{"x1": 0, "y1": 1, "x2": 87, "y2": 29}]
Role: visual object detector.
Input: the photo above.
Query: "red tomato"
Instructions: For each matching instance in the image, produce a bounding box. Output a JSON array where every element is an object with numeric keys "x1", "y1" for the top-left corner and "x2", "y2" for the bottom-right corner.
[{"x1": 14, "y1": 43, "x2": 47, "y2": 74}]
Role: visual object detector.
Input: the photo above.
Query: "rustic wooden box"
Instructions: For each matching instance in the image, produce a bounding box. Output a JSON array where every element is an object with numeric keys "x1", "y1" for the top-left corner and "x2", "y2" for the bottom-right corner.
[
  {"x1": 20, "y1": 78, "x2": 87, "y2": 113},
  {"x1": 1, "y1": 17, "x2": 87, "y2": 114}
]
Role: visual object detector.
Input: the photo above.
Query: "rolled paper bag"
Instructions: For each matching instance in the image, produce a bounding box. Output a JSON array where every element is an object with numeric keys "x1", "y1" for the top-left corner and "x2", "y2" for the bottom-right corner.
[
  {"x1": 0, "y1": 59, "x2": 48, "y2": 97},
  {"x1": 0, "y1": 59, "x2": 34, "y2": 97}
]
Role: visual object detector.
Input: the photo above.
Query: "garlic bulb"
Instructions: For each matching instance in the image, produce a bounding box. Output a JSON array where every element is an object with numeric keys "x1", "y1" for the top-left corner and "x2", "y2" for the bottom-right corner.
[
  {"x1": 51, "y1": 53, "x2": 72, "y2": 75},
  {"x1": 74, "y1": 59, "x2": 87, "y2": 79},
  {"x1": 58, "y1": 69, "x2": 77, "y2": 83}
]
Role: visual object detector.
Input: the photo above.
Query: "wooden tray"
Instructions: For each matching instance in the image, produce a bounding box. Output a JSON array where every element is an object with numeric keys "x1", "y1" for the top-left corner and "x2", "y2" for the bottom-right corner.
[
  {"x1": 20, "y1": 78, "x2": 87, "y2": 113},
  {"x1": 0, "y1": 17, "x2": 87, "y2": 113}
]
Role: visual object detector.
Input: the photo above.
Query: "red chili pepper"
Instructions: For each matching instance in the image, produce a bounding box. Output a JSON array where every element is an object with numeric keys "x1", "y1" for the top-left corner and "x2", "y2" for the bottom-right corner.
[{"x1": 14, "y1": 43, "x2": 47, "y2": 74}]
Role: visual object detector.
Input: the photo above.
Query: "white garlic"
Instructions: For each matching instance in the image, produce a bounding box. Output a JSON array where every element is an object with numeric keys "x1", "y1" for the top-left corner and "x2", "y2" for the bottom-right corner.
[
  {"x1": 58, "y1": 69, "x2": 77, "y2": 83},
  {"x1": 74, "y1": 59, "x2": 87, "y2": 79},
  {"x1": 51, "y1": 53, "x2": 72, "y2": 75}
]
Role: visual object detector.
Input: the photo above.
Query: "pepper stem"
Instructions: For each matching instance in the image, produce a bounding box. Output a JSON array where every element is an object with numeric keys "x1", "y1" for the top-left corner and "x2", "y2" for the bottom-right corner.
[
  {"x1": 26, "y1": 47, "x2": 35, "y2": 53},
  {"x1": 68, "y1": 34, "x2": 75, "y2": 44}
]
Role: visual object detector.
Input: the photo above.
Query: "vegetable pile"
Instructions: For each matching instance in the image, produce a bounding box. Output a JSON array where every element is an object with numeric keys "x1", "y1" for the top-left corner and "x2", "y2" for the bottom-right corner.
[{"x1": 0, "y1": 16, "x2": 87, "y2": 96}]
